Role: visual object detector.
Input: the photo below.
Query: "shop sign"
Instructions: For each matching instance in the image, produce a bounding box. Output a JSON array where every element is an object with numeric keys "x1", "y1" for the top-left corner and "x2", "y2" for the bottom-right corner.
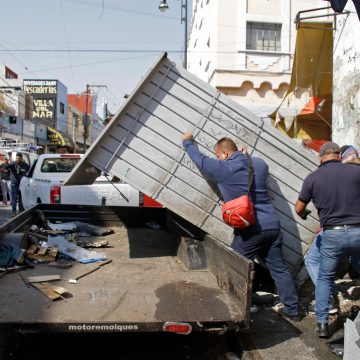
[{"x1": 47, "y1": 127, "x2": 66, "y2": 146}]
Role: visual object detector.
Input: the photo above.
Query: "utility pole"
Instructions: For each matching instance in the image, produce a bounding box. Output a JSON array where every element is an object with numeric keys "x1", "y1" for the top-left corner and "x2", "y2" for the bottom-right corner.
[
  {"x1": 159, "y1": 0, "x2": 188, "y2": 69},
  {"x1": 83, "y1": 84, "x2": 107, "y2": 153}
]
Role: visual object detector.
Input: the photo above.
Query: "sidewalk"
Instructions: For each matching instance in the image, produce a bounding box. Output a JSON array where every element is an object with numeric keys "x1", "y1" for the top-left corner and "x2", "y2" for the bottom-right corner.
[{"x1": 236, "y1": 308, "x2": 340, "y2": 359}]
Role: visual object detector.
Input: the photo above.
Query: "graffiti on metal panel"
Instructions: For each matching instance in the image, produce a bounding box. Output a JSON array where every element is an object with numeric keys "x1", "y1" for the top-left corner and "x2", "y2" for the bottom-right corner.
[
  {"x1": 195, "y1": 133, "x2": 215, "y2": 150},
  {"x1": 210, "y1": 110, "x2": 253, "y2": 143},
  {"x1": 181, "y1": 155, "x2": 199, "y2": 172}
]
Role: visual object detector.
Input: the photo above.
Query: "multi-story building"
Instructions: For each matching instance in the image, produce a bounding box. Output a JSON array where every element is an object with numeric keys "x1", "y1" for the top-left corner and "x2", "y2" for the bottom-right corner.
[
  {"x1": 68, "y1": 92, "x2": 105, "y2": 152},
  {"x1": 23, "y1": 79, "x2": 72, "y2": 152},
  {"x1": 187, "y1": 0, "x2": 329, "y2": 138},
  {"x1": 0, "y1": 66, "x2": 34, "y2": 144},
  {"x1": 332, "y1": 1, "x2": 360, "y2": 148},
  {"x1": 23, "y1": 80, "x2": 68, "y2": 130}
]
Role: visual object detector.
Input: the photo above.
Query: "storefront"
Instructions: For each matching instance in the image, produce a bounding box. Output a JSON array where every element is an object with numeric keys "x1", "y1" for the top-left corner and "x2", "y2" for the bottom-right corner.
[{"x1": 46, "y1": 126, "x2": 73, "y2": 154}]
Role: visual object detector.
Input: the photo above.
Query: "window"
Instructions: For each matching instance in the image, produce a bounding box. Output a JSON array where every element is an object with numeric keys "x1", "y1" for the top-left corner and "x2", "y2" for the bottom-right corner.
[
  {"x1": 246, "y1": 22, "x2": 281, "y2": 52},
  {"x1": 60, "y1": 102, "x2": 65, "y2": 114},
  {"x1": 41, "y1": 157, "x2": 80, "y2": 173}
]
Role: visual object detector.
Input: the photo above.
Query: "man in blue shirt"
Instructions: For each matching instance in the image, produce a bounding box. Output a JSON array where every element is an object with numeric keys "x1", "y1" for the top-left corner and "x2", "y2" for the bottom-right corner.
[
  {"x1": 182, "y1": 133, "x2": 299, "y2": 321},
  {"x1": 296, "y1": 141, "x2": 360, "y2": 338}
]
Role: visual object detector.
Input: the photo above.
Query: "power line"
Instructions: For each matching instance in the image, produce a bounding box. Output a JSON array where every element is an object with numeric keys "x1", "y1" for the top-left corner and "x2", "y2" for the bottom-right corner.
[
  {"x1": 64, "y1": 0, "x2": 179, "y2": 20},
  {"x1": 60, "y1": 0, "x2": 75, "y2": 84},
  {"x1": 17, "y1": 53, "x2": 159, "y2": 74},
  {"x1": 0, "y1": 49, "x2": 181, "y2": 53},
  {"x1": 0, "y1": 49, "x2": 247, "y2": 54}
]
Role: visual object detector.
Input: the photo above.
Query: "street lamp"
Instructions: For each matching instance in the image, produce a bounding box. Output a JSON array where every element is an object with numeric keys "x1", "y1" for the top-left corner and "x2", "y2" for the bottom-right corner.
[
  {"x1": 159, "y1": 0, "x2": 188, "y2": 69},
  {"x1": 158, "y1": 0, "x2": 169, "y2": 12}
]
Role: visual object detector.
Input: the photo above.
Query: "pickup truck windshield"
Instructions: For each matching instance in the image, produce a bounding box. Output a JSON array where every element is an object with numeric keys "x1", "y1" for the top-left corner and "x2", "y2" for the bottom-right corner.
[{"x1": 41, "y1": 158, "x2": 80, "y2": 173}]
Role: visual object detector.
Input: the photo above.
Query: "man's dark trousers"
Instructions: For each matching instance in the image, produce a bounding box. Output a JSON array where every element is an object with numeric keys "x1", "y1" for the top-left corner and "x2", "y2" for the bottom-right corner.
[
  {"x1": 231, "y1": 229, "x2": 299, "y2": 316},
  {"x1": 11, "y1": 182, "x2": 24, "y2": 213}
]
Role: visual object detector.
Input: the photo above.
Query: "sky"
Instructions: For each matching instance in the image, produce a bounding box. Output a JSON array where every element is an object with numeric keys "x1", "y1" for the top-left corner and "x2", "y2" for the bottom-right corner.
[{"x1": 0, "y1": 0, "x2": 192, "y2": 115}]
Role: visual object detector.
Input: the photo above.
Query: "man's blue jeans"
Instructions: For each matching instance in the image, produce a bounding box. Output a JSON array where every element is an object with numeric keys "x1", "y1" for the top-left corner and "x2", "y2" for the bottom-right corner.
[
  {"x1": 11, "y1": 183, "x2": 24, "y2": 213},
  {"x1": 316, "y1": 227, "x2": 360, "y2": 323},
  {"x1": 306, "y1": 232, "x2": 360, "y2": 298},
  {"x1": 232, "y1": 229, "x2": 299, "y2": 316},
  {"x1": 305, "y1": 233, "x2": 338, "y2": 297}
]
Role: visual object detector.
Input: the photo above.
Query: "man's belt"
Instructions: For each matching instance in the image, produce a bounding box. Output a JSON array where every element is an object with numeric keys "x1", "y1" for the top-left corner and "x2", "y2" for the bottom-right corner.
[{"x1": 323, "y1": 224, "x2": 360, "y2": 231}]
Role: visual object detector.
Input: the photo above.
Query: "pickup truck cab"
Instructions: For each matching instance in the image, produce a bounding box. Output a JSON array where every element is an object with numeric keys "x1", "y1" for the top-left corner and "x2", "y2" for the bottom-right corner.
[{"x1": 20, "y1": 154, "x2": 144, "y2": 209}]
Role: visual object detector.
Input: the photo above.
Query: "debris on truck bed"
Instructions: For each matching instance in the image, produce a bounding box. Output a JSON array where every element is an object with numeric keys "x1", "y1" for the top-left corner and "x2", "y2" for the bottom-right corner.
[
  {"x1": 28, "y1": 274, "x2": 61, "y2": 283},
  {"x1": 30, "y1": 282, "x2": 70, "y2": 301},
  {"x1": 69, "y1": 259, "x2": 112, "y2": 284},
  {"x1": 47, "y1": 235, "x2": 106, "y2": 263},
  {"x1": 27, "y1": 244, "x2": 58, "y2": 262},
  {"x1": 73, "y1": 221, "x2": 115, "y2": 236},
  {"x1": 47, "y1": 221, "x2": 77, "y2": 231}
]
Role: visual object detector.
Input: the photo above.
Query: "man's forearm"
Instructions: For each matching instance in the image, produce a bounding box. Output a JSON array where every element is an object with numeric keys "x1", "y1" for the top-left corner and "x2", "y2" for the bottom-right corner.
[{"x1": 295, "y1": 200, "x2": 311, "y2": 220}]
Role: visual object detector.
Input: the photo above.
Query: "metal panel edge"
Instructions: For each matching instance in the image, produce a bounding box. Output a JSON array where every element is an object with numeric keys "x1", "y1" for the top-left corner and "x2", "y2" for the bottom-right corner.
[{"x1": 64, "y1": 52, "x2": 169, "y2": 185}]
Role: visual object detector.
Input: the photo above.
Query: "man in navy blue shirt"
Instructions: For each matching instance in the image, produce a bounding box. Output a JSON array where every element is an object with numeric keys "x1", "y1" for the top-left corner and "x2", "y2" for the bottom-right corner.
[
  {"x1": 182, "y1": 133, "x2": 299, "y2": 321},
  {"x1": 296, "y1": 141, "x2": 360, "y2": 338}
]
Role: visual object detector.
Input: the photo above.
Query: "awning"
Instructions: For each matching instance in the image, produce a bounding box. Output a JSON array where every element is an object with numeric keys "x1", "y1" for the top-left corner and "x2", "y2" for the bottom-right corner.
[
  {"x1": 47, "y1": 127, "x2": 73, "y2": 147},
  {"x1": 324, "y1": 0, "x2": 360, "y2": 20},
  {"x1": 272, "y1": 22, "x2": 333, "y2": 134}
]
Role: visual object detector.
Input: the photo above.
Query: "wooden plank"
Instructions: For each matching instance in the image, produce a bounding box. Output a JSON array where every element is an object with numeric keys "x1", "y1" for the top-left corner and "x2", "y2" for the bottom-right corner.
[
  {"x1": 69, "y1": 259, "x2": 112, "y2": 283},
  {"x1": 44, "y1": 283, "x2": 69, "y2": 295},
  {"x1": 28, "y1": 275, "x2": 61, "y2": 283},
  {"x1": 27, "y1": 244, "x2": 37, "y2": 254},
  {"x1": 38, "y1": 246, "x2": 48, "y2": 255},
  {"x1": 30, "y1": 282, "x2": 62, "y2": 300}
]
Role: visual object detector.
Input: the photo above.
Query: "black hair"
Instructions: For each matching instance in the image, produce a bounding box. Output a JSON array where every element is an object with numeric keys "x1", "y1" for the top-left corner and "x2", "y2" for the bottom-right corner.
[{"x1": 214, "y1": 137, "x2": 238, "y2": 152}]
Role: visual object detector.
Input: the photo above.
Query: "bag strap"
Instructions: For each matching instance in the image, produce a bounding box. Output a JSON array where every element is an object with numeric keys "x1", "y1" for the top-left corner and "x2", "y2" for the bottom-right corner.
[{"x1": 246, "y1": 153, "x2": 254, "y2": 194}]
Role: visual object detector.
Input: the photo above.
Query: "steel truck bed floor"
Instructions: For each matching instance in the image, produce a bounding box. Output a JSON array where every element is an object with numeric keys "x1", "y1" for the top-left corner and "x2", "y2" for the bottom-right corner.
[
  {"x1": 0, "y1": 206, "x2": 251, "y2": 332},
  {"x1": 0, "y1": 228, "x2": 241, "y2": 324}
]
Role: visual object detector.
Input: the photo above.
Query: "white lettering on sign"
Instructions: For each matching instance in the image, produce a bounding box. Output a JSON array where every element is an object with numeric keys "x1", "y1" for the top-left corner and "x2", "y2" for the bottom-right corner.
[
  {"x1": 24, "y1": 80, "x2": 57, "y2": 86},
  {"x1": 24, "y1": 85, "x2": 57, "y2": 94},
  {"x1": 33, "y1": 99, "x2": 54, "y2": 119}
]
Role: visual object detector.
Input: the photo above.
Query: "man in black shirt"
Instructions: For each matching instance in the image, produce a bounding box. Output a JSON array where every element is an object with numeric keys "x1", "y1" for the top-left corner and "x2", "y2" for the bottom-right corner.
[
  {"x1": 296, "y1": 141, "x2": 360, "y2": 338},
  {"x1": 5, "y1": 153, "x2": 30, "y2": 216}
]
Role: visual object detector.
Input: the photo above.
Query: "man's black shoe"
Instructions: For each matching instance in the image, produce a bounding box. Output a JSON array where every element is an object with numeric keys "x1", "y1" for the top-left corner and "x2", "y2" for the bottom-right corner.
[
  {"x1": 316, "y1": 323, "x2": 329, "y2": 338},
  {"x1": 276, "y1": 307, "x2": 301, "y2": 322}
]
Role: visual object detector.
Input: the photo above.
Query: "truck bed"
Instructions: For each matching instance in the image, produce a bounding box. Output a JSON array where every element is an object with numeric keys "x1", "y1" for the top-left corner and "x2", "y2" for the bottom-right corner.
[{"x1": 0, "y1": 205, "x2": 252, "y2": 333}]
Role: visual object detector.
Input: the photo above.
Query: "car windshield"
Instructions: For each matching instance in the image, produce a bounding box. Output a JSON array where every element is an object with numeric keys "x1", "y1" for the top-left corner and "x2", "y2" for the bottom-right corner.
[{"x1": 40, "y1": 157, "x2": 80, "y2": 173}]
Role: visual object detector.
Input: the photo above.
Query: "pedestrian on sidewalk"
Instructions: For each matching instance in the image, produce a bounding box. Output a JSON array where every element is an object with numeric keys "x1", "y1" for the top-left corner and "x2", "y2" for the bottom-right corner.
[
  {"x1": 182, "y1": 133, "x2": 300, "y2": 322},
  {"x1": 0, "y1": 157, "x2": 11, "y2": 205},
  {"x1": 296, "y1": 141, "x2": 360, "y2": 338},
  {"x1": 4, "y1": 153, "x2": 30, "y2": 216}
]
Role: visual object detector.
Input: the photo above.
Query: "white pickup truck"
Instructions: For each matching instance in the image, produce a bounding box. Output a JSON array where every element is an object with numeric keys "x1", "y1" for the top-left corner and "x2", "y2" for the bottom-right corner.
[{"x1": 19, "y1": 153, "x2": 156, "y2": 209}]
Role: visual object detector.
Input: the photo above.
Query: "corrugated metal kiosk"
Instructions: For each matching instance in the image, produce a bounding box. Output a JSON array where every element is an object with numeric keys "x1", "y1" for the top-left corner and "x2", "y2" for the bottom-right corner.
[{"x1": 66, "y1": 53, "x2": 320, "y2": 282}]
